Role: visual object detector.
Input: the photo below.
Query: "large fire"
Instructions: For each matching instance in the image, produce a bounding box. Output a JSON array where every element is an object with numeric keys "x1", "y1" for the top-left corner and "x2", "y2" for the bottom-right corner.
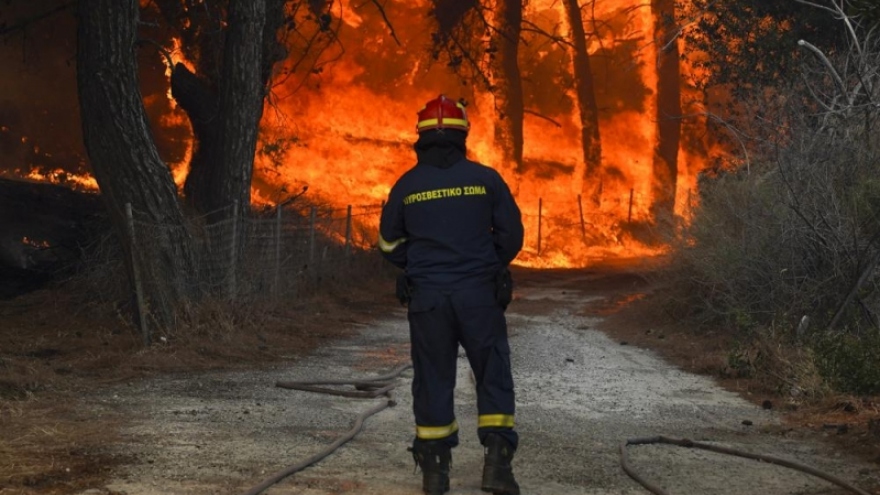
[
  {"x1": 248, "y1": 0, "x2": 710, "y2": 267},
  {"x1": 2, "y1": 0, "x2": 717, "y2": 269}
]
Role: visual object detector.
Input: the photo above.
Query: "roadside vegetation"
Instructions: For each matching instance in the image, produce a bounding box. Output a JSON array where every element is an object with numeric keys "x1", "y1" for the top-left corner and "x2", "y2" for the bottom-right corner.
[
  {"x1": 0, "y1": 210, "x2": 395, "y2": 492},
  {"x1": 662, "y1": 1, "x2": 880, "y2": 400},
  {"x1": 3, "y1": 0, "x2": 880, "y2": 491}
]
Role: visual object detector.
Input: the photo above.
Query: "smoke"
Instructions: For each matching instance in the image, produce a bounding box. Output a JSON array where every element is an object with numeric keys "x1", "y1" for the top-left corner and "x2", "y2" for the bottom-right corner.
[
  {"x1": 0, "y1": 2, "x2": 84, "y2": 176},
  {"x1": 2, "y1": 0, "x2": 713, "y2": 265},
  {"x1": 0, "y1": 0, "x2": 193, "y2": 181}
]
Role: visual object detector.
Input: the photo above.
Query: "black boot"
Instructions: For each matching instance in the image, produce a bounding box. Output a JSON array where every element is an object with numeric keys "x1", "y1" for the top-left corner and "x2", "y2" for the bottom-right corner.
[
  {"x1": 409, "y1": 442, "x2": 451, "y2": 495},
  {"x1": 481, "y1": 434, "x2": 520, "y2": 495}
]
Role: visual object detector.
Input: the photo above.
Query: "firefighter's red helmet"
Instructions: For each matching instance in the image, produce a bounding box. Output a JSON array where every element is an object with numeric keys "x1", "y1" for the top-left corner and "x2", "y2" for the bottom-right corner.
[{"x1": 416, "y1": 95, "x2": 470, "y2": 134}]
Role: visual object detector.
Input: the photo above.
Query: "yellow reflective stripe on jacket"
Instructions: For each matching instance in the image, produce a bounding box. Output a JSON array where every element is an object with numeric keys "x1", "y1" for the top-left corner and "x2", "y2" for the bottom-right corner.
[
  {"x1": 416, "y1": 420, "x2": 459, "y2": 440},
  {"x1": 378, "y1": 233, "x2": 406, "y2": 253},
  {"x1": 478, "y1": 414, "x2": 515, "y2": 428}
]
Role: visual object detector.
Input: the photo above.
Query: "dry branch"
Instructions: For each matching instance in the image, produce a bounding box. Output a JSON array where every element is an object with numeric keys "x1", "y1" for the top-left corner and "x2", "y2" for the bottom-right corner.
[{"x1": 368, "y1": 0, "x2": 402, "y2": 46}]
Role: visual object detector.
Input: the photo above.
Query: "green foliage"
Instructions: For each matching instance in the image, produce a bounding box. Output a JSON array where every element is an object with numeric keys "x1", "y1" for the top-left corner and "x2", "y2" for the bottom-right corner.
[
  {"x1": 851, "y1": 178, "x2": 880, "y2": 233},
  {"x1": 670, "y1": 126, "x2": 880, "y2": 327},
  {"x1": 812, "y1": 328, "x2": 880, "y2": 395},
  {"x1": 665, "y1": 166, "x2": 801, "y2": 328},
  {"x1": 664, "y1": 2, "x2": 880, "y2": 396},
  {"x1": 723, "y1": 325, "x2": 830, "y2": 398},
  {"x1": 681, "y1": 0, "x2": 849, "y2": 91}
]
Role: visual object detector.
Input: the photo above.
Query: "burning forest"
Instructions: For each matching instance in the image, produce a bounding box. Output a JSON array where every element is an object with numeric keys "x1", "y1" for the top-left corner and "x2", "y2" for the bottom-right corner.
[
  {"x1": 1, "y1": 0, "x2": 720, "y2": 271},
  {"x1": 3, "y1": 4, "x2": 880, "y2": 490}
]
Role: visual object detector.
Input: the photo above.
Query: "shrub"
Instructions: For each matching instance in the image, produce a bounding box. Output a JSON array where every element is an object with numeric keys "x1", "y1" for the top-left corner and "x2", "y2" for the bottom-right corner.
[
  {"x1": 812, "y1": 328, "x2": 880, "y2": 396},
  {"x1": 664, "y1": 3, "x2": 880, "y2": 396}
]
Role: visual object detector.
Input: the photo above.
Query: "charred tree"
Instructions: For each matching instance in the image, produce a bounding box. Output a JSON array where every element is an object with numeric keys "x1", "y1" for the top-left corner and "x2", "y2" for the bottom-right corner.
[
  {"x1": 77, "y1": 0, "x2": 198, "y2": 330},
  {"x1": 651, "y1": 0, "x2": 682, "y2": 225},
  {"x1": 562, "y1": 0, "x2": 602, "y2": 193},
  {"x1": 488, "y1": 0, "x2": 525, "y2": 179},
  {"x1": 427, "y1": 0, "x2": 524, "y2": 180},
  {"x1": 155, "y1": 0, "x2": 287, "y2": 218},
  {"x1": 213, "y1": 0, "x2": 267, "y2": 213}
]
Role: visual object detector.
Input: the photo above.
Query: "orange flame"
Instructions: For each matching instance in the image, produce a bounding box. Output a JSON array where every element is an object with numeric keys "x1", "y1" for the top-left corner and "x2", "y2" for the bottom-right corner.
[
  {"x1": 10, "y1": 0, "x2": 716, "y2": 269},
  {"x1": 249, "y1": 0, "x2": 708, "y2": 267}
]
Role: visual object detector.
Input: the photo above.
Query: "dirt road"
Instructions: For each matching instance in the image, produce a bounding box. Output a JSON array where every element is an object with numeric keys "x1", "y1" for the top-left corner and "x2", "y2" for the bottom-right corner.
[{"x1": 77, "y1": 268, "x2": 878, "y2": 495}]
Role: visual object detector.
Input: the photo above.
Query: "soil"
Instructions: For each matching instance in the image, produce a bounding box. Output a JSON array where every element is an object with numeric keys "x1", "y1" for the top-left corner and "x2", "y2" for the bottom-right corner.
[{"x1": 0, "y1": 258, "x2": 878, "y2": 495}]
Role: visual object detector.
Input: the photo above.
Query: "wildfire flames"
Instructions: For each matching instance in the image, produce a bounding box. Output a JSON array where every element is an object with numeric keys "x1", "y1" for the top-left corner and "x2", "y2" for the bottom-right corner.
[
  {"x1": 249, "y1": 0, "x2": 713, "y2": 267},
  {"x1": 3, "y1": 0, "x2": 719, "y2": 268}
]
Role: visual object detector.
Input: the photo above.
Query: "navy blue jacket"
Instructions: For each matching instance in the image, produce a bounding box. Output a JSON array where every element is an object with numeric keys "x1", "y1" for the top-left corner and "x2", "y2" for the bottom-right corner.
[{"x1": 379, "y1": 147, "x2": 523, "y2": 289}]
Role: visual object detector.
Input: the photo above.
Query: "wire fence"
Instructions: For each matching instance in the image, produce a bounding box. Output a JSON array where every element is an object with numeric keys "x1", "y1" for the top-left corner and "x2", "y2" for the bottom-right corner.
[
  {"x1": 125, "y1": 189, "x2": 692, "y2": 294},
  {"x1": 124, "y1": 201, "x2": 386, "y2": 342},
  {"x1": 518, "y1": 188, "x2": 695, "y2": 258},
  {"x1": 121, "y1": 189, "x2": 692, "y2": 341}
]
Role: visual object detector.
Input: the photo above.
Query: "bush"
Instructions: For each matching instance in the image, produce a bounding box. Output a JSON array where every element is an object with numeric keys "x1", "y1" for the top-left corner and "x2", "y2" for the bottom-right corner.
[
  {"x1": 664, "y1": 3, "x2": 880, "y2": 396},
  {"x1": 725, "y1": 325, "x2": 829, "y2": 399},
  {"x1": 812, "y1": 328, "x2": 880, "y2": 396}
]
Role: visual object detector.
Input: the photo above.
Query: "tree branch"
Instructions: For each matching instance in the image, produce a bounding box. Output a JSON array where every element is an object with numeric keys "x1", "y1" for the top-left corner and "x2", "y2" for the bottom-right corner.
[
  {"x1": 368, "y1": 0, "x2": 401, "y2": 46},
  {"x1": 798, "y1": 39, "x2": 851, "y2": 105},
  {"x1": 0, "y1": 1, "x2": 76, "y2": 37},
  {"x1": 796, "y1": 0, "x2": 865, "y2": 68},
  {"x1": 135, "y1": 38, "x2": 174, "y2": 70},
  {"x1": 449, "y1": 32, "x2": 492, "y2": 89},
  {"x1": 524, "y1": 109, "x2": 562, "y2": 128},
  {"x1": 677, "y1": 111, "x2": 752, "y2": 173},
  {"x1": 521, "y1": 19, "x2": 574, "y2": 50}
]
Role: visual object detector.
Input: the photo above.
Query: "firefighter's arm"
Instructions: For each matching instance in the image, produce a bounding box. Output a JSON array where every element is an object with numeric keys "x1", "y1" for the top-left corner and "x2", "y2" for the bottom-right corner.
[
  {"x1": 491, "y1": 174, "x2": 524, "y2": 266},
  {"x1": 378, "y1": 188, "x2": 408, "y2": 269}
]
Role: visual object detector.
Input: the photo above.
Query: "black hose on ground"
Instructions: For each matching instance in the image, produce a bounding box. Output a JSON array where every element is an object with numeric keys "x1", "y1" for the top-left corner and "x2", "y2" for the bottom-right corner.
[
  {"x1": 620, "y1": 435, "x2": 873, "y2": 495},
  {"x1": 239, "y1": 363, "x2": 412, "y2": 495},
  {"x1": 244, "y1": 364, "x2": 873, "y2": 495}
]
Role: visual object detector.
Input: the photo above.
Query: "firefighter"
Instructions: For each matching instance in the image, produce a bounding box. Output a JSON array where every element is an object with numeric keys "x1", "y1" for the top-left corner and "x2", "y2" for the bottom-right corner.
[{"x1": 379, "y1": 95, "x2": 524, "y2": 495}]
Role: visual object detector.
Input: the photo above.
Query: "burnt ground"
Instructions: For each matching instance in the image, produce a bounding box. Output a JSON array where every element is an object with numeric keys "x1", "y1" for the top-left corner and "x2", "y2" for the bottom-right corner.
[
  {"x1": 0, "y1": 258, "x2": 878, "y2": 494},
  {"x1": 0, "y1": 179, "x2": 106, "y2": 299}
]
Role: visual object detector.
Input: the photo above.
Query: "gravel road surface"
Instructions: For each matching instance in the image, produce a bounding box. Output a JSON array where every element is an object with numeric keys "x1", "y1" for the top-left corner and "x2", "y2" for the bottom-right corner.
[{"x1": 77, "y1": 270, "x2": 878, "y2": 495}]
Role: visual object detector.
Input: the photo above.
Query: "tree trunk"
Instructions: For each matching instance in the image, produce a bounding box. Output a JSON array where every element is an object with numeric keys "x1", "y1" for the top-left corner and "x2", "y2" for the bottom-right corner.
[
  {"x1": 563, "y1": 0, "x2": 602, "y2": 197},
  {"x1": 216, "y1": 0, "x2": 267, "y2": 213},
  {"x1": 174, "y1": 64, "x2": 222, "y2": 216},
  {"x1": 489, "y1": 0, "x2": 525, "y2": 182},
  {"x1": 651, "y1": 0, "x2": 682, "y2": 225},
  {"x1": 77, "y1": 0, "x2": 197, "y2": 331},
  {"x1": 178, "y1": 0, "x2": 269, "y2": 218}
]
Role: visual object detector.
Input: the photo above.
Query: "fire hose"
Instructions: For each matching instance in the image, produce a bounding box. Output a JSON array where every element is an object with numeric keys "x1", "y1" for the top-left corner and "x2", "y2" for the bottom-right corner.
[
  {"x1": 238, "y1": 363, "x2": 872, "y2": 495},
  {"x1": 620, "y1": 436, "x2": 873, "y2": 495},
  {"x1": 238, "y1": 363, "x2": 412, "y2": 495}
]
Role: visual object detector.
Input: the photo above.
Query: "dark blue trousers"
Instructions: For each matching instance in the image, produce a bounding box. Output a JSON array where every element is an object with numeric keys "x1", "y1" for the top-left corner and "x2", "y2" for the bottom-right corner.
[{"x1": 407, "y1": 284, "x2": 518, "y2": 450}]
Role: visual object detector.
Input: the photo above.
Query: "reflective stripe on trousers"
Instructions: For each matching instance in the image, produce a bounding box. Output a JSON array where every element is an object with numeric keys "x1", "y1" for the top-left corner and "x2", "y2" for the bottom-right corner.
[{"x1": 408, "y1": 284, "x2": 518, "y2": 449}]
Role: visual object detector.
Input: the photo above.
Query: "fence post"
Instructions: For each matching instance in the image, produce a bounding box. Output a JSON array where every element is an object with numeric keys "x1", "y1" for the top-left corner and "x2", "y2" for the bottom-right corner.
[
  {"x1": 344, "y1": 205, "x2": 353, "y2": 256},
  {"x1": 125, "y1": 203, "x2": 150, "y2": 346},
  {"x1": 628, "y1": 189, "x2": 634, "y2": 223},
  {"x1": 577, "y1": 194, "x2": 587, "y2": 244},
  {"x1": 309, "y1": 206, "x2": 317, "y2": 265},
  {"x1": 229, "y1": 201, "x2": 239, "y2": 298},
  {"x1": 537, "y1": 198, "x2": 543, "y2": 255},
  {"x1": 274, "y1": 204, "x2": 282, "y2": 297}
]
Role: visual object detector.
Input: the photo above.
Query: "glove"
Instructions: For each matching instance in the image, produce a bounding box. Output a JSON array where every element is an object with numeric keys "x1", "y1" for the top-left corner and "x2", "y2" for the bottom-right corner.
[
  {"x1": 494, "y1": 267, "x2": 513, "y2": 309},
  {"x1": 396, "y1": 273, "x2": 412, "y2": 306}
]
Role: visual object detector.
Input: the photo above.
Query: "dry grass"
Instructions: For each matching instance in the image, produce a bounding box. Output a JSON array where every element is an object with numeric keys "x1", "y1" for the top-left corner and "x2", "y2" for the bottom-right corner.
[
  {"x1": 0, "y1": 399, "x2": 124, "y2": 493},
  {"x1": 0, "y1": 252, "x2": 399, "y2": 494},
  {"x1": 724, "y1": 326, "x2": 830, "y2": 400},
  {"x1": 592, "y1": 276, "x2": 880, "y2": 467},
  {"x1": 5, "y1": 255, "x2": 875, "y2": 494}
]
